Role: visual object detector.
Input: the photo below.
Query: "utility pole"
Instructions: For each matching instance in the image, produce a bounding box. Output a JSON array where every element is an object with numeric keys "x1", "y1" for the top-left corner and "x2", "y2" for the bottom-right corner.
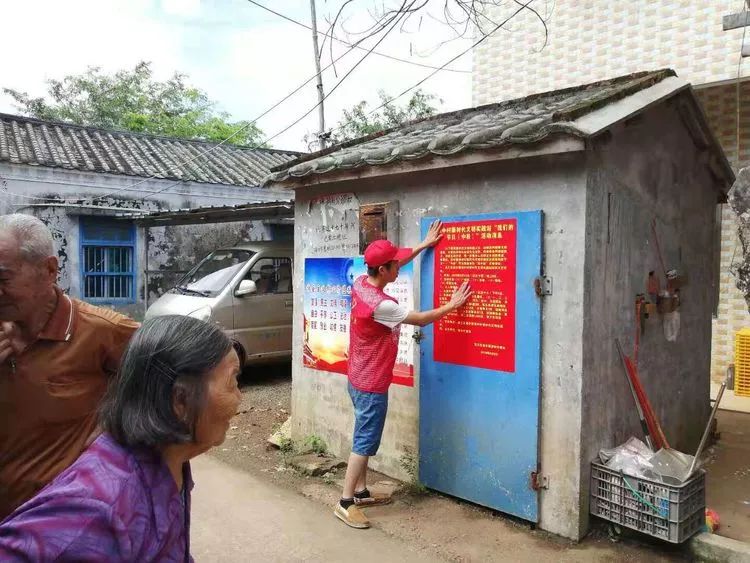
[{"x1": 310, "y1": 0, "x2": 327, "y2": 149}]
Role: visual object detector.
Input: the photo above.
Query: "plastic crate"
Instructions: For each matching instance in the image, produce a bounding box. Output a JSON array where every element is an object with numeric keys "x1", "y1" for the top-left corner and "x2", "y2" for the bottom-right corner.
[
  {"x1": 735, "y1": 328, "x2": 750, "y2": 397},
  {"x1": 590, "y1": 461, "x2": 705, "y2": 543}
]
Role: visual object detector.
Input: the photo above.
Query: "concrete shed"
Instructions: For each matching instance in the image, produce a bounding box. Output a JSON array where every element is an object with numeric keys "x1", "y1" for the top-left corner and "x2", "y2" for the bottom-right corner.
[{"x1": 266, "y1": 70, "x2": 734, "y2": 540}]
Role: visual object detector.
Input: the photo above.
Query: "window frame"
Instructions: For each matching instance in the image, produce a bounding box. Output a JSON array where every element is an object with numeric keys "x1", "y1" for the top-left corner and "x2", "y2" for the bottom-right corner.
[
  {"x1": 239, "y1": 256, "x2": 293, "y2": 296},
  {"x1": 79, "y1": 218, "x2": 137, "y2": 305}
]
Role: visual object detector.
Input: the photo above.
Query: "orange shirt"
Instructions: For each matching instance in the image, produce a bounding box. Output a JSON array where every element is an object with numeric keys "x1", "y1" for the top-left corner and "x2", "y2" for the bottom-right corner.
[{"x1": 0, "y1": 287, "x2": 139, "y2": 519}]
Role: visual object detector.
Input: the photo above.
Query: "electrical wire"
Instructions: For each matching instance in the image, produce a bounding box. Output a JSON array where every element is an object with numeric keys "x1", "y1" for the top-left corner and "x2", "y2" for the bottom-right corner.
[
  {"x1": 4, "y1": 1, "x2": 537, "y2": 209},
  {"x1": 323, "y1": 0, "x2": 537, "y2": 141},
  {"x1": 42, "y1": 17, "x2": 376, "y2": 205},
  {"x1": 245, "y1": 0, "x2": 471, "y2": 74},
  {"x1": 139, "y1": 2, "x2": 411, "y2": 203}
]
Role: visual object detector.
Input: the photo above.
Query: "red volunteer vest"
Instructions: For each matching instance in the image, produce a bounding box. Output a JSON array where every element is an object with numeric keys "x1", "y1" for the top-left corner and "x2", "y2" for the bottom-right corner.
[{"x1": 348, "y1": 276, "x2": 401, "y2": 393}]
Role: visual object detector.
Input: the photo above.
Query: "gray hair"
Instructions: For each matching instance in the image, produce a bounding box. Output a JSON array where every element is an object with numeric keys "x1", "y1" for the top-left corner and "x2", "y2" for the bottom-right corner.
[
  {"x1": 100, "y1": 315, "x2": 236, "y2": 449},
  {"x1": 0, "y1": 213, "x2": 55, "y2": 262}
]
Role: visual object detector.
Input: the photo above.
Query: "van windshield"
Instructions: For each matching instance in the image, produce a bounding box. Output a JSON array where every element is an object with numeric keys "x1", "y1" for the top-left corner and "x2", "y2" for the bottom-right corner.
[{"x1": 174, "y1": 249, "x2": 255, "y2": 297}]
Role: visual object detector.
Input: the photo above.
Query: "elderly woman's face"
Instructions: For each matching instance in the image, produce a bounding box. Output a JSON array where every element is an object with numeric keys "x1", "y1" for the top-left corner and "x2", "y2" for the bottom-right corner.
[{"x1": 194, "y1": 349, "x2": 242, "y2": 449}]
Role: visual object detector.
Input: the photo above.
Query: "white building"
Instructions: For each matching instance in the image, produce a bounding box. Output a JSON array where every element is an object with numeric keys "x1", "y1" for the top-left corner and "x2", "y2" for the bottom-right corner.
[{"x1": 473, "y1": 1, "x2": 750, "y2": 394}]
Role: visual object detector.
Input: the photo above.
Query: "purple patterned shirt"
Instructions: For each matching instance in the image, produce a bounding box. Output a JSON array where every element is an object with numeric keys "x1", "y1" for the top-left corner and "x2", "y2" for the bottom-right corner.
[{"x1": 0, "y1": 433, "x2": 193, "y2": 562}]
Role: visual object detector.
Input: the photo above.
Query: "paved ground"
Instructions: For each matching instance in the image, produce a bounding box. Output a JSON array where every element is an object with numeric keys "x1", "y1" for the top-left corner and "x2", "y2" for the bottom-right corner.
[{"x1": 191, "y1": 454, "x2": 434, "y2": 562}]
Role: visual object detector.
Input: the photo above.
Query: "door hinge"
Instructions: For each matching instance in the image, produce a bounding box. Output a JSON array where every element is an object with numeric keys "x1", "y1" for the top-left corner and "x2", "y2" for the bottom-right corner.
[
  {"x1": 534, "y1": 276, "x2": 553, "y2": 297},
  {"x1": 530, "y1": 471, "x2": 549, "y2": 491},
  {"x1": 412, "y1": 330, "x2": 425, "y2": 344}
]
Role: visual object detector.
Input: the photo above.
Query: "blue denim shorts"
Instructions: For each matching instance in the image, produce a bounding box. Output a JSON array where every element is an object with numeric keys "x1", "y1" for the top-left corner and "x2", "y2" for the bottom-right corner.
[{"x1": 348, "y1": 381, "x2": 389, "y2": 456}]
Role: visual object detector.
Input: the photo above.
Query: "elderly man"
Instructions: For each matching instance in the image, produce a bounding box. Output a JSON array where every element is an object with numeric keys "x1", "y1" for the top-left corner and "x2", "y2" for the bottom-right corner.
[{"x1": 0, "y1": 214, "x2": 138, "y2": 519}]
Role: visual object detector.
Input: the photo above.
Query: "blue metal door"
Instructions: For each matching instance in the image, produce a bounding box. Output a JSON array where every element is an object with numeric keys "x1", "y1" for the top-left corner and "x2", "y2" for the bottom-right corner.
[{"x1": 419, "y1": 210, "x2": 542, "y2": 522}]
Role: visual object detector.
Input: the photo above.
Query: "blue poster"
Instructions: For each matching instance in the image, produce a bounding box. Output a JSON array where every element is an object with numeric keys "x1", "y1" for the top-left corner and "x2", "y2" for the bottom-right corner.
[{"x1": 303, "y1": 257, "x2": 415, "y2": 386}]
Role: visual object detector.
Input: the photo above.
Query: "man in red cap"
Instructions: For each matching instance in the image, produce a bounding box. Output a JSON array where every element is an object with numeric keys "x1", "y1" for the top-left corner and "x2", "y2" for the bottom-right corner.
[{"x1": 335, "y1": 221, "x2": 471, "y2": 529}]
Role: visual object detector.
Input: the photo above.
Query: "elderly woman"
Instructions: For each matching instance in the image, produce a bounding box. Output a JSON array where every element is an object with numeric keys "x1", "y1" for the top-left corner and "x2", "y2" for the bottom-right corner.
[{"x1": 0, "y1": 315, "x2": 242, "y2": 561}]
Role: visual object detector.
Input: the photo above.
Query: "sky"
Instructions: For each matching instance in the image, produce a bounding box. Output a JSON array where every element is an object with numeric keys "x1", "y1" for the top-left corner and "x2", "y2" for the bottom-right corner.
[{"x1": 0, "y1": 0, "x2": 477, "y2": 152}]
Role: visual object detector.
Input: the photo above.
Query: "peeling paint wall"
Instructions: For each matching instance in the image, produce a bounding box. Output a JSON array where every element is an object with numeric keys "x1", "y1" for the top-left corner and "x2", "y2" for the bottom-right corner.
[
  {"x1": 292, "y1": 152, "x2": 590, "y2": 540},
  {"x1": 0, "y1": 162, "x2": 291, "y2": 320},
  {"x1": 143, "y1": 221, "x2": 273, "y2": 305}
]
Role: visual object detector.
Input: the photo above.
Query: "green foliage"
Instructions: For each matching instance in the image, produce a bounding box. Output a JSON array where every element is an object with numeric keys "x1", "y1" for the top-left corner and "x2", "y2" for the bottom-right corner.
[
  {"x1": 399, "y1": 449, "x2": 428, "y2": 495},
  {"x1": 304, "y1": 434, "x2": 328, "y2": 455},
  {"x1": 4, "y1": 61, "x2": 264, "y2": 146},
  {"x1": 331, "y1": 89, "x2": 440, "y2": 143}
]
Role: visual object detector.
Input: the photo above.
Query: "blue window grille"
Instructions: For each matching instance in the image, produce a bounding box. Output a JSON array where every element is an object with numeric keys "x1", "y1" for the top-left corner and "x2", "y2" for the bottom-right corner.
[{"x1": 80, "y1": 218, "x2": 136, "y2": 304}]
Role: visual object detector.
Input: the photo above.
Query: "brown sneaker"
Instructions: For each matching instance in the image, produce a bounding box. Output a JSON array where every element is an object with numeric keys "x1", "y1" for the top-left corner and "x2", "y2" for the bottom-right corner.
[
  {"x1": 353, "y1": 491, "x2": 392, "y2": 506},
  {"x1": 334, "y1": 503, "x2": 370, "y2": 529}
]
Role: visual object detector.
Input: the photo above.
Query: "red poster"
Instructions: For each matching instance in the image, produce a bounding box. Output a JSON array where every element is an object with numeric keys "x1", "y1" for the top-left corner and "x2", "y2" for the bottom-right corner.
[{"x1": 433, "y1": 219, "x2": 517, "y2": 372}]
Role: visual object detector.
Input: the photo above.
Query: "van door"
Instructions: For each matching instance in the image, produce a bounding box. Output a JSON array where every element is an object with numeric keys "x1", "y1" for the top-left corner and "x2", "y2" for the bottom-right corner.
[{"x1": 232, "y1": 255, "x2": 293, "y2": 361}]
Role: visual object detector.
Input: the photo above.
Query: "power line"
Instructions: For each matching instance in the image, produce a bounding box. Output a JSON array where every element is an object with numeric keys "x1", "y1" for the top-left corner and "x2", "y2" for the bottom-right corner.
[
  {"x1": 324, "y1": 0, "x2": 537, "y2": 141},
  {"x1": 6, "y1": 1, "x2": 536, "y2": 209},
  {"x1": 138, "y1": 3, "x2": 411, "y2": 203},
  {"x1": 45, "y1": 19, "x2": 372, "y2": 205},
  {"x1": 246, "y1": 0, "x2": 471, "y2": 74}
]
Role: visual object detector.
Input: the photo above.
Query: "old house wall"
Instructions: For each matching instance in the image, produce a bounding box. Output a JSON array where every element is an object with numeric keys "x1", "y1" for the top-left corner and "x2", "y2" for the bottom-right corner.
[
  {"x1": 0, "y1": 162, "x2": 290, "y2": 319},
  {"x1": 581, "y1": 103, "x2": 721, "y2": 530},
  {"x1": 292, "y1": 152, "x2": 590, "y2": 540}
]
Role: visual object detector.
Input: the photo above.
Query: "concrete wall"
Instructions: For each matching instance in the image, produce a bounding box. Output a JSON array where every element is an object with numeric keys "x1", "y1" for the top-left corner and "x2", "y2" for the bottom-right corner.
[
  {"x1": 472, "y1": 1, "x2": 749, "y2": 106},
  {"x1": 0, "y1": 162, "x2": 291, "y2": 319},
  {"x1": 580, "y1": 103, "x2": 721, "y2": 530},
  {"x1": 292, "y1": 152, "x2": 590, "y2": 539}
]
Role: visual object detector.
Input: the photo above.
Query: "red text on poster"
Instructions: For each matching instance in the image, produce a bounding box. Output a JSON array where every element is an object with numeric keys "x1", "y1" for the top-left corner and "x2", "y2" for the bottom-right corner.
[{"x1": 433, "y1": 219, "x2": 517, "y2": 372}]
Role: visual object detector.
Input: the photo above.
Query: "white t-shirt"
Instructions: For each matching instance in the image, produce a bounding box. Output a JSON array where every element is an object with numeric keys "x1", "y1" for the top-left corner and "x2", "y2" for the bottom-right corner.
[{"x1": 373, "y1": 300, "x2": 409, "y2": 329}]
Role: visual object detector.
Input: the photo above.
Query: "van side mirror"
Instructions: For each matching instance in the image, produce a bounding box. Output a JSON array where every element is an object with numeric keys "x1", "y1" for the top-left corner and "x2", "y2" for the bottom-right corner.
[{"x1": 235, "y1": 279, "x2": 257, "y2": 297}]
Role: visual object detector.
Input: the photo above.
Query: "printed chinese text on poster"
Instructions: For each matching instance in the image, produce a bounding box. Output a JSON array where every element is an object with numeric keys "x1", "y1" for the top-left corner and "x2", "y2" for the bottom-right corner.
[
  {"x1": 433, "y1": 219, "x2": 517, "y2": 372},
  {"x1": 303, "y1": 257, "x2": 414, "y2": 386}
]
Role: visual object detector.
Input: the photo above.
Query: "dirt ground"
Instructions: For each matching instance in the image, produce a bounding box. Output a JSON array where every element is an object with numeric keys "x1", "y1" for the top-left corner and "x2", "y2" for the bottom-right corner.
[
  {"x1": 208, "y1": 364, "x2": 691, "y2": 562},
  {"x1": 704, "y1": 410, "x2": 750, "y2": 543}
]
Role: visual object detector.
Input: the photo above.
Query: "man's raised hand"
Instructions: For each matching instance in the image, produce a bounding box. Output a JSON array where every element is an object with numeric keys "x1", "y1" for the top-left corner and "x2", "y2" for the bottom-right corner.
[
  {"x1": 448, "y1": 281, "x2": 472, "y2": 310},
  {"x1": 422, "y1": 220, "x2": 444, "y2": 249}
]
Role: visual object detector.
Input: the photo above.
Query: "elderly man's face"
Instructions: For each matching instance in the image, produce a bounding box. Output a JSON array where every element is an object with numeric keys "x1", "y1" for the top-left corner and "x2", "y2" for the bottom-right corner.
[{"x1": 0, "y1": 235, "x2": 58, "y2": 321}]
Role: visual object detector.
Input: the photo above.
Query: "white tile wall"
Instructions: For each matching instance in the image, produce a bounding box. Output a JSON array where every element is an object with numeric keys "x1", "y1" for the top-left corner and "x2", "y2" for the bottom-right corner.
[
  {"x1": 473, "y1": 0, "x2": 750, "y2": 105},
  {"x1": 696, "y1": 83, "x2": 750, "y2": 384}
]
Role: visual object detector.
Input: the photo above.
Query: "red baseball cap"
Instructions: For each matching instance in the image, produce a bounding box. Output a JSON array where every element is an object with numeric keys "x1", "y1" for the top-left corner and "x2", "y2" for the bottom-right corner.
[{"x1": 364, "y1": 239, "x2": 412, "y2": 267}]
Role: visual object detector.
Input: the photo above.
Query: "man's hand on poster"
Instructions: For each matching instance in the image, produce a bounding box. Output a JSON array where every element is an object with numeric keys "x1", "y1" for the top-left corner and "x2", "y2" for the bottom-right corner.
[
  {"x1": 421, "y1": 220, "x2": 444, "y2": 249},
  {"x1": 448, "y1": 280, "x2": 472, "y2": 311},
  {"x1": 400, "y1": 220, "x2": 444, "y2": 266},
  {"x1": 0, "y1": 322, "x2": 23, "y2": 365}
]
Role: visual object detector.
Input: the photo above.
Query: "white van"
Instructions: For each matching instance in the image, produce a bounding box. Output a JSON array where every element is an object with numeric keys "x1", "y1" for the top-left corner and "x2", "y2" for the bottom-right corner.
[{"x1": 145, "y1": 241, "x2": 293, "y2": 366}]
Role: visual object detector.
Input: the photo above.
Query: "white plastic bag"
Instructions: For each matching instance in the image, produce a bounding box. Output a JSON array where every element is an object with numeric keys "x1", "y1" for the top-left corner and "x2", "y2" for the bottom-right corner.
[
  {"x1": 599, "y1": 437, "x2": 654, "y2": 478},
  {"x1": 663, "y1": 311, "x2": 680, "y2": 342}
]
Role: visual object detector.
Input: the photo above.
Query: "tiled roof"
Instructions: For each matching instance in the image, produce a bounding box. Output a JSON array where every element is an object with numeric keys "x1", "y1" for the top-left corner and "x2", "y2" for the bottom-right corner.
[
  {"x1": 267, "y1": 70, "x2": 676, "y2": 184},
  {"x1": 0, "y1": 113, "x2": 301, "y2": 187}
]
